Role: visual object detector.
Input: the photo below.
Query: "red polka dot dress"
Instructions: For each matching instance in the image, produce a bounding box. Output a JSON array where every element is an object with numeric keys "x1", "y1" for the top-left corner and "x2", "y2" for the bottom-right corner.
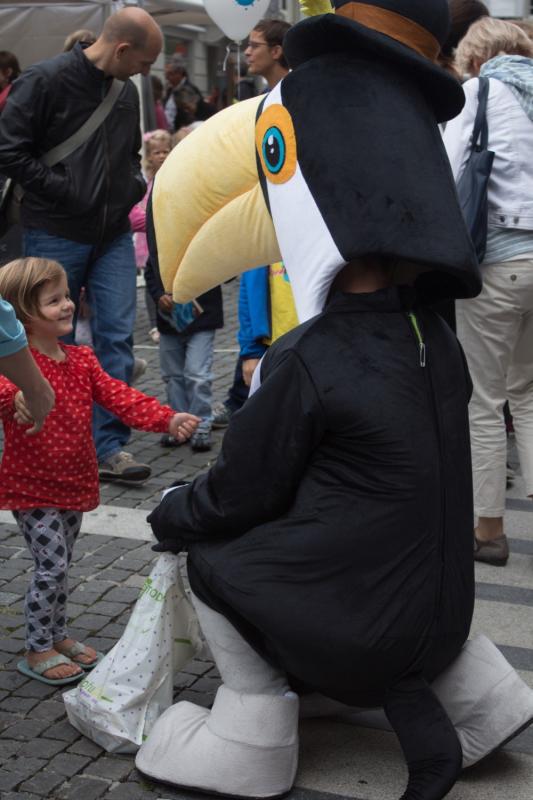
[{"x1": 0, "y1": 345, "x2": 175, "y2": 511}]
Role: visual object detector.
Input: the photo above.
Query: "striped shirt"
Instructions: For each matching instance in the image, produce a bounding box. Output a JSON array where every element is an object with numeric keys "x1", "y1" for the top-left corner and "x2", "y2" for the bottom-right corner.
[{"x1": 484, "y1": 227, "x2": 533, "y2": 265}]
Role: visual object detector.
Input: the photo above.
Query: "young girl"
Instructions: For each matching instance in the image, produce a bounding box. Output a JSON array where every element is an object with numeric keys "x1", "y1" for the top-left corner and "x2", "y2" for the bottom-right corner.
[
  {"x1": 0, "y1": 257, "x2": 199, "y2": 685},
  {"x1": 130, "y1": 130, "x2": 173, "y2": 343}
]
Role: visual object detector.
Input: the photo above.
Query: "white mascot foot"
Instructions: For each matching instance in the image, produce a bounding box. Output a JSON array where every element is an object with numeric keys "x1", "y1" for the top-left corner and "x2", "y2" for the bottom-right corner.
[
  {"x1": 136, "y1": 593, "x2": 299, "y2": 798},
  {"x1": 432, "y1": 634, "x2": 533, "y2": 768},
  {"x1": 136, "y1": 685, "x2": 299, "y2": 798}
]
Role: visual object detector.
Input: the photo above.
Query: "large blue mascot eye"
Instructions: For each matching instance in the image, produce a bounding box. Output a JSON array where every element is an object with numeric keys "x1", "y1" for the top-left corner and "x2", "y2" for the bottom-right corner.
[{"x1": 262, "y1": 127, "x2": 286, "y2": 175}]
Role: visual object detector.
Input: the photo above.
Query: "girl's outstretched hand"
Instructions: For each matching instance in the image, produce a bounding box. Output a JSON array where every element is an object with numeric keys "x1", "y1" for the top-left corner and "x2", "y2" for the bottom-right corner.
[{"x1": 168, "y1": 412, "x2": 201, "y2": 443}]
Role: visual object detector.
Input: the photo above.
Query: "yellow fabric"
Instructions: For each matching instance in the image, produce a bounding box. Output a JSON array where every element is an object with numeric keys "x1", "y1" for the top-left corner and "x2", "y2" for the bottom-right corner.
[
  {"x1": 263, "y1": 262, "x2": 299, "y2": 346},
  {"x1": 176, "y1": 185, "x2": 281, "y2": 302},
  {"x1": 299, "y1": 0, "x2": 333, "y2": 15},
  {"x1": 152, "y1": 95, "x2": 281, "y2": 302}
]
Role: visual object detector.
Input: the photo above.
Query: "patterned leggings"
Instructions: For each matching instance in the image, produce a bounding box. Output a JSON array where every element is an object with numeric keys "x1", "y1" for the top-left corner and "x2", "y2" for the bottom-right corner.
[{"x1": 13, "y1": 508, "x2": 83, "y2": 652}]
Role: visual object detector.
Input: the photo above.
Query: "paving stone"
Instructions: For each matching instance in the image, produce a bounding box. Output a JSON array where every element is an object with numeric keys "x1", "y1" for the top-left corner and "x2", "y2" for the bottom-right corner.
[
  {"x1": 0, "y1": 616, "x2": 24, "y2": 634},
  {"x1": 107, "y1": 498, "x2": 139, "y2": 509},
  {"x1": 1, "y1": 792, "x2": 41, "y2": 800},
  {"x1": 3, "y1": 559, "x2": 30, "y2": 574},
  {"x1": 77, "y1": 534, "x2": 112, "y2": 547},
  {"x1": 0, "y1": 592, "x2": 21, "y2": 606},
  {"x1": 78, "y1": 554, "x2": 121, "y2": 570},
  {"x1": 101, "y1": 587, "x2": 139, "y2": 603},
  {"x1": 173, "y1": 671, "x2": 198, "y2": 689},
  {"x1": 70, "y1": 615, "x2": 110, "y2": 633},
  {"x1": 98, "y1": 569, "x2": 132, "y2": 583},
  {"x1": 0, "y1": 581, "x2": 28, "y2": 597},
  {"x1": 98, "y1": 623, "x2": 126, "y2": 639},
  {"x1": 0, "y1": 769, "x2": 25, "y2": 791},
  {"x1": 123, "y1": 575, "x2": 145, "y2": 589},
  {"x1": 84, "y1": 756, "x2": 133, "y2": 781},
  {"x1": 0, "y1": 717, "x2": 51, "y2": 740},
  {"x1": 68, "y1": 591, "x2": 104, "y2": 607},
  {"x1": 0, "y1": 739, "x2": 23, "y2": 762},
  {"x1": 13, "y1": 681, "x2": 57, "y2": 699},
  {"x1": 30, "y1": 699, "x2": 68, "y2": 723},
  {"x1": 41, "y1": 719, "x2": 81, "y2": 743},
  {"x1": 0, "y1": 639, "x2": 25, "y2": 656},
  {"x1": 19, "y1": 769, "x2": 65, "y2": 794},
  {"x1": 107, "y1": 538, "x2": 146, "y2": 551},
  {"x1": 3, "y1": 757, "x2": 47, "y2": 781},
  {"x1": 18, "y1": 737, "x2": 67, "y2": 759},
  {"x1": 0, "y1": 567, "x2": 26, "y2": 581},
  {"x1": 57, "y1": 774, "x2": 110, "y2": 800},
  {"x1": 0, "y1": 671, "x2": 28, "y2": 692},
  {"x1": 0, "y1": 697, "x2": 38, "y2": 714},
  {"x1": 67, "y1": 738, "x2": 104, "y2": 757},
  {"x1": 103, "y1": 781, "x2": 152, "y2": 800},
  {"x1": 67, "y1": 603, "x2": 88, "y2": 619},
  {"x1": 81, "y1": 637, "x2": 115, "y2": 653},
  {"x1": 89, "y1": 601, "x2": 129, "y2": 617},
  {"x1": 46, "y1": 752, "x2": 91, "y2": 777},
  {"x1": 81, "y1": 580, "x2": 118, "y2": 594}
]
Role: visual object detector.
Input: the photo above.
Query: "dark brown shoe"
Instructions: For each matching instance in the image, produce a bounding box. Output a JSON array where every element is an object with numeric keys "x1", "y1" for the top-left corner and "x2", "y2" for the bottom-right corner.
[{"x1": 474, "y1": 534, "x2": 509, "y2": 566}]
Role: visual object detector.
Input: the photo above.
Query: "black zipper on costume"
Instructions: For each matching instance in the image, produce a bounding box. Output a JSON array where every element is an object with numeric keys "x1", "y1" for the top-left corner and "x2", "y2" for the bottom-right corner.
[
  {"x1": 407, "y1": 312, "x2": 426, "y2": 367},
  {"x1": 406, "y1": 312, "x2": 445, "y2": 623}
]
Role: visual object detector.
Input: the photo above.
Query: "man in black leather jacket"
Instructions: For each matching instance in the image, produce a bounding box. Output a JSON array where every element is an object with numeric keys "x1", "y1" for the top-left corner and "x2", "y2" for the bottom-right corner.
[{"x1": 0, "y1": 7, "x2": 162, "y2": 485}]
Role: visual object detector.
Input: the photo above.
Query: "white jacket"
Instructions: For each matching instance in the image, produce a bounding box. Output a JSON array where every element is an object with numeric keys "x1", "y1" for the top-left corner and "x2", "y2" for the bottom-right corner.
[{"x1": 443, "y1": 77, "x2": 533, "y2": 231}]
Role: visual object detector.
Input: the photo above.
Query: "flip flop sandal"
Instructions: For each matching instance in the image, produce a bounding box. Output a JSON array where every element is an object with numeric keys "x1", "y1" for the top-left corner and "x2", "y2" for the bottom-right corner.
[
  {"x1": 57, "y1": 641, "x2": 104, "y2": 670},
  {"x1": 17, "y1": 654, "x2": 84, "y2": 686}
]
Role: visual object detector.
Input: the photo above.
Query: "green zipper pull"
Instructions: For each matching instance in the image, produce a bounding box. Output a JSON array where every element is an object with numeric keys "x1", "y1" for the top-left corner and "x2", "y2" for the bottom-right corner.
[{"x1": 408, "y1": 312, "x2": 426, "y2": 368}]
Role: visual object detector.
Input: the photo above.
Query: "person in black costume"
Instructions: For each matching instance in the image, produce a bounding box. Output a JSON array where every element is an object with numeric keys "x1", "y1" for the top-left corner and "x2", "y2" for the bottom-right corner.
[{"x1": 136, "y1": 2, "x2": 533, "y2": 798}]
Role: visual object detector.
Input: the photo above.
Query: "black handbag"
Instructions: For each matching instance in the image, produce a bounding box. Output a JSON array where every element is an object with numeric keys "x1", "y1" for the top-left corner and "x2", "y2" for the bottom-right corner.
[{"x1": 456, "y1": 76, "x2": 494, "y2": 263}]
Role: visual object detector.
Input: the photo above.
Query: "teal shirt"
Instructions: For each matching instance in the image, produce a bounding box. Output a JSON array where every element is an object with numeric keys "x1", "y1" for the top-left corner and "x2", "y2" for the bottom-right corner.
[{"x1": 0, "y1": 297, "x2": 27, "y2": 356}]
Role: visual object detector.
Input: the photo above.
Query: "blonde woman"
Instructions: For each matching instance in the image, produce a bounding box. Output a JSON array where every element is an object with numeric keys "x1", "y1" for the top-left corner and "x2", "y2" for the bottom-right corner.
[{"x1": 443, "y1": 17, "x2": 533, "y2": 565}]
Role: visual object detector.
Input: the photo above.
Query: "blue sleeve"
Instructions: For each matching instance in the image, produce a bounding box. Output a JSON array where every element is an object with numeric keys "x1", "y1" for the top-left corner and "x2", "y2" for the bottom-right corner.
[
  {"x1": 0, "y1": 297, "x2": 28, "y2": 357},
  {"x1": 237, "y1": 269, "x2": 269, "y2": 359}
]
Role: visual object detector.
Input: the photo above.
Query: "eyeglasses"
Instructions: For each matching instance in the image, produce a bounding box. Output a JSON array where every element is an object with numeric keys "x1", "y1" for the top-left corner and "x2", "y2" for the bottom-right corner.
[{"x1": 246, "y1": 40, "x2": 270, "y2": 50}]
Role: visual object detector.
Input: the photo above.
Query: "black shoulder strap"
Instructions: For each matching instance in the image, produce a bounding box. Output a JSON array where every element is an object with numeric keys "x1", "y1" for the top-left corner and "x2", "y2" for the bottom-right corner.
[{"x1": 471, "y1": 76, "x2": 490, "y2": 152}]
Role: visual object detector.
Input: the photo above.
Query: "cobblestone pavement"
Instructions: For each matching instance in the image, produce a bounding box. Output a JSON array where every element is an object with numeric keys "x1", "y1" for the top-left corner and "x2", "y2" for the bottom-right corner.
[{"x1": 1, "y1": 280, "x2": 533, "y2": 800}]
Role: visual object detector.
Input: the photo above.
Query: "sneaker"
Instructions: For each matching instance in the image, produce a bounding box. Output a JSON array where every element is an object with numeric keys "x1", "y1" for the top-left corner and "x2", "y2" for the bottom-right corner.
[
  {"x1": 190, "y1": 431, "x2": 212, "y2": 452},
  {"x1": 98, "y1": 451, "x2": 151, "y2": 484},
  {"x1": 212, "y1": 401, "x2": 232, "y2": 429},
  {"x1": 160, "y1": 433, "x2": 181, "y2": 448},
  {"x1": 474, "y1": 534, "x2": 509, "y2": 567},
  {"x1": 148, "y1": 327, "x2": 160, "y2": 344},
  {"x1": 132, "y1": 357, "x2": 147, "y2": 384}
]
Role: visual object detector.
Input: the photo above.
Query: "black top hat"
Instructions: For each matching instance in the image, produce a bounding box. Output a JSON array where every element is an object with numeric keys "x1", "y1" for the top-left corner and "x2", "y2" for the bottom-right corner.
[{"x1": 284, "y1": 0, "x2": 465, "y2": 122}]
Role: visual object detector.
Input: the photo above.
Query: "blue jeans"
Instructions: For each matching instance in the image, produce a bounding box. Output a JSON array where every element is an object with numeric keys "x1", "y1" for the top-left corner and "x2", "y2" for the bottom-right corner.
[
  {"x1": 24, "y1": 228, "x2": 136, "y2": 461},
  {"x1": 159, "y1": 330, "x2": 214, "y2": 432}
]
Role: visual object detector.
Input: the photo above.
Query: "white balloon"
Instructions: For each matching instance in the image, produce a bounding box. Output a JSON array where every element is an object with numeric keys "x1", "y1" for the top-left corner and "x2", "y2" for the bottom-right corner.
[{"x1": 204, "y1": 0, "x2": 271, "y2": 43}]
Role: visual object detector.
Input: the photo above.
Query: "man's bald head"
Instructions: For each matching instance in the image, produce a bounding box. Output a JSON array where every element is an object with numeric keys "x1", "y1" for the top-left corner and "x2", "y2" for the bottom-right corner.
[
  {"x1": 102, "y1": 7, "x2": 161, "y2": 51},
  {"x1": 85, "y1": 7, "x2": 162, "y2": 79}
]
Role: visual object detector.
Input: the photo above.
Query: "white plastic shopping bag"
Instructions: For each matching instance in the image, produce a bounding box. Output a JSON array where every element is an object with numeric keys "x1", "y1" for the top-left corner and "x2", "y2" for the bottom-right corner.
[{"x1": 64, "y1": 553, "x2": 202, "y2": 753}]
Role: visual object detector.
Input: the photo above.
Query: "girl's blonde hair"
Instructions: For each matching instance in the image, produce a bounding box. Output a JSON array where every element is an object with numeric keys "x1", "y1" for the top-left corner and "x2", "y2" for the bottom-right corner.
[
  {"x1": 456, "y1": 17, "x2": 533, "y2": 76},
  {"x1": 143, "y1": 129, "x2": 172, "y2": 177},
  {"x1": 0, "y1": 258, "x2": 66, "y2": 326}
]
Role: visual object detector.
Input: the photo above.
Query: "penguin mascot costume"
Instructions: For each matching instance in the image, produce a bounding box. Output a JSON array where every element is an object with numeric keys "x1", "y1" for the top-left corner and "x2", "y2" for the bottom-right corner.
[{"x1": 136, "y1": 2, "x2": 533, "y2": 798}]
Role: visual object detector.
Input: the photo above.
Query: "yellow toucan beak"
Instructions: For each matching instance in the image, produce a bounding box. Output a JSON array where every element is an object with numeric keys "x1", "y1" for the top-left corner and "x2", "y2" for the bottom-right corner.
[{"x1": 152, "y1": 96, "x2": 281, "y2": 303}]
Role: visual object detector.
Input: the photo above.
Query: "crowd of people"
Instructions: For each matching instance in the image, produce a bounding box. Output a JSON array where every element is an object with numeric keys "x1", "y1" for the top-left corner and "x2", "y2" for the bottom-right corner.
[{"x1": 0, "y1": 0, "x2": 533, "y2": 797}]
